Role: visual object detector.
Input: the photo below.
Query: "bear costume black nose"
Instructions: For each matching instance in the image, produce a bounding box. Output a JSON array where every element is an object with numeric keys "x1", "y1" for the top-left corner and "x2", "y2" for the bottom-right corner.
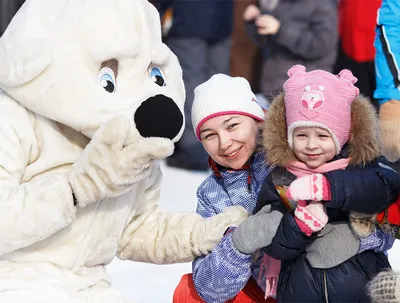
[{"x1": 134, "y1": 95, "x2": 183, "y2": 140}]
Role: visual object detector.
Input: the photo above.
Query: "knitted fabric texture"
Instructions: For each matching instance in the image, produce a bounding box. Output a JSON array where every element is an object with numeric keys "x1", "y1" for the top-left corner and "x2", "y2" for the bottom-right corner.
[
  {"x1": 191, "y1": 73, "x2": 265, "y2": 140},
  {"x1": 369, "y1": 270, "x2": 400, "y2": 303},
  {"x1": 294, "y1": 201, "x2": 328, "y2": 236},
  {"x1": 286, "y1": 173, "x2": 331, "y2": 202},
  {"x1": 283, "y1": 65, "x2": 360, "y2": 153},
  {"x1": 286, "y1": 158, "x2": 350, "y2": 177}
]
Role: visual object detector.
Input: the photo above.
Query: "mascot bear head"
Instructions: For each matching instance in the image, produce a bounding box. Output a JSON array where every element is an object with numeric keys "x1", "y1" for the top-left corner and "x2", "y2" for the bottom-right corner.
[{"x1": 0, "y1": 0, "x2": 185, "y2": 141}]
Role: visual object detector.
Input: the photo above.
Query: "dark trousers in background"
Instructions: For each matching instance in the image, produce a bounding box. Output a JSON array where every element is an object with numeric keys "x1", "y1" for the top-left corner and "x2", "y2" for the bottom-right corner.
[
  {"x1": 0, "y1": 0, "x2": 25, "y2": 36},
  {"x1": 166, "y1": 37, "x2": 231, "y2": 171}
]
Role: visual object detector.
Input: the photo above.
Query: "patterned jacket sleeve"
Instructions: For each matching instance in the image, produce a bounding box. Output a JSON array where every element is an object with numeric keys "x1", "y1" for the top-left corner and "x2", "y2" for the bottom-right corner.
[
  {"x1": 192, "y1": 193, "x2": 253, "y2": 303},
  {"x1": 358, "y1": 227, "x2": 395, "y2": 253}
]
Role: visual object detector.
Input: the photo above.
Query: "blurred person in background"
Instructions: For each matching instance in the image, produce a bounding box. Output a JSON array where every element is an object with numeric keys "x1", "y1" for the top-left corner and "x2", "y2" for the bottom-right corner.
[
  {"x1": 334, "y1": 0, "x2": 382, "y2": 108},
  {"x1": 344, "y1": 3, "x2": 400, "y2": 301},
  {"x1": 243, "y1": 0, "x2": 338, "y2": 104},
  {"x1": 0, "y1": 0, "x2": 25, "y2": 36},
  {"x1": 372, "y1": 0, "x2": 400, "y2": 170},
  {"x1": 155, "y1": 0, "x2": 234, "y2": 172}
]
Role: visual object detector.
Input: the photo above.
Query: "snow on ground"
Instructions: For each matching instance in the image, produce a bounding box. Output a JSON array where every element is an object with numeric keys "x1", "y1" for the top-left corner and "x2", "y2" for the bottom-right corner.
[{"x1": 107, "y1": 160, "x2": 400, "y2": 303}]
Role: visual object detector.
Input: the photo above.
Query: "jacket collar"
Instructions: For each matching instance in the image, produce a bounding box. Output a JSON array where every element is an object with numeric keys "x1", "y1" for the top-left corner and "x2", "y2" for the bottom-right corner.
[
  {"x1": 208, "y1": 152, "x2": 268, "y2": 192},
  {"x1": 208, "y1": 155, "x2": 253, "y2": 177}
]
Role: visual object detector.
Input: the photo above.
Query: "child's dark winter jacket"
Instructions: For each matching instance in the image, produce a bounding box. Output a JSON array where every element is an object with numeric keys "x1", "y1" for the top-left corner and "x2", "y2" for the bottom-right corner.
[{"x1": 257, "y1": 93, "x2": 400, "y2": 302}]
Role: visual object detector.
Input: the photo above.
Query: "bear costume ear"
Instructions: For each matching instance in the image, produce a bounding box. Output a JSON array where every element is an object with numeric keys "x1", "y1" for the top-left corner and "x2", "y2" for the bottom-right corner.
[
  {"x1": 287, "y1": 64, "x2": 307, "y2": 78},
  {"x1": 0, "y1": 38, "x2": 53, "y2": 87}
]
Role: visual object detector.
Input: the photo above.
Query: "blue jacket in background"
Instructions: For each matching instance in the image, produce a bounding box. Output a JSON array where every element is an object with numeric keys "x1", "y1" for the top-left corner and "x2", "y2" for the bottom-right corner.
[
  {"x1": 374, "y1": 0, "x2": 400, "y2": 103},
  {"x1": 156, "y1": 0, "x2": 233, "y2": 40}
]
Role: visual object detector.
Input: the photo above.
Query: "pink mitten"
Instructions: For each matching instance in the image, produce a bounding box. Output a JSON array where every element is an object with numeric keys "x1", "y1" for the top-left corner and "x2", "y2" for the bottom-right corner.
[
  {"x1": 285, "y1": 174, "x2": 331, "y2": 202},
  {"x1": 294, "y1": 201, "x2": 328, "y2": 236}
]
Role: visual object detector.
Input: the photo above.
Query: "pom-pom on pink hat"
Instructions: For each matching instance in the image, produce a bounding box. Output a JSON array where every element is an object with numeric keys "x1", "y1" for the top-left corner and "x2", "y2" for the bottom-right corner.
[
  {"x1": 283, "y1": 65, "x2": 360, "y2": 154},
  {"x1": 191, "y1": 74, "x2": 265, "y2": 141}
]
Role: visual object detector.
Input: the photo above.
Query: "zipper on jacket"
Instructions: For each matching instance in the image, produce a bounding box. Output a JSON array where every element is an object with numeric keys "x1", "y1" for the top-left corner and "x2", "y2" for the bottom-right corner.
[{"x1": 323, "y1": 270, "x2": 329, "y2": 303}]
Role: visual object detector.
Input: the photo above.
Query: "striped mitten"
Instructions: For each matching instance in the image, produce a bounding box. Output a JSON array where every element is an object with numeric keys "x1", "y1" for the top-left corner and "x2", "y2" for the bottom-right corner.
[
  {"x1": 294, "y1": 201, "x2": 328, "y2": 236},
  {"x1": 286, "y1": 174, "x2": 331, "y2": 202}
]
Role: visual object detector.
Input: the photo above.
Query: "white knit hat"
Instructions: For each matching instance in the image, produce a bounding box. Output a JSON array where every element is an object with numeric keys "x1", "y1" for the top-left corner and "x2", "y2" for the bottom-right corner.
[{"x1": 191, "y1": 74, "x2": 265, "y2": 140}]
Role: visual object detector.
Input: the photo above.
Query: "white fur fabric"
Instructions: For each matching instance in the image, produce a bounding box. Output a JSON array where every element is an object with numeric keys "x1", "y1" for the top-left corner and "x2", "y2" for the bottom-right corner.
[{"x1": 0, "y1": 0, "x2": 249, "y2": 301}]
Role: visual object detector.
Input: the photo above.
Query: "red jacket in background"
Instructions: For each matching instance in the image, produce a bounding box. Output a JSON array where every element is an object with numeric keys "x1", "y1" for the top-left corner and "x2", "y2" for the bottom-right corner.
[{"x1": 339, "y1": 0, "x2": 382, "y2": 62}]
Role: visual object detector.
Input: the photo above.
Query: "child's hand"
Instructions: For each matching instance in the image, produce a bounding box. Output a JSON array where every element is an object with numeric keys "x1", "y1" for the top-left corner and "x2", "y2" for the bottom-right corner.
[
  {"x1": 294, "y1": 201, "x2": 328, "y2": 236},
  {"x1": 243, "y1": 4, "x2": 261, "y2": 22},
  {"x1": 285, "y1": 174, "x2": 331, "y2": 202},
  {"x1": 231, "y1": 205, "x2": 284, "y2": 254},
  {"x1": 255, "y1": 14, "x2": 281, "y2": 35}
]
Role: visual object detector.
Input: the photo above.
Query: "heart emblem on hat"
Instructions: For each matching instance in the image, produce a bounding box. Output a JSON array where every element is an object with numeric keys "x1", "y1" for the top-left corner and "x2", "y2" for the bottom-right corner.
[{"x1": 300, "y1": 109, "x2": 319, "y2": 119}]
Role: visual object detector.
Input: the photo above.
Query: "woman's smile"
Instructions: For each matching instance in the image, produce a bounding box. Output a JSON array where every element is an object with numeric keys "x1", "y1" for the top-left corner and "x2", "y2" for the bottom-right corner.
[{"x1": 223, "y1": 147, "x2": 242, "y2": 159}]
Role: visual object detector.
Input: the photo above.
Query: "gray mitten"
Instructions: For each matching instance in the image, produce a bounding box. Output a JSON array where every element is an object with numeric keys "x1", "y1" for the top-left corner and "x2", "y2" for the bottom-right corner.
[
  {"x1": 368, "y1": 270, "x2": 400, "y2": 303},
  {"x1": 305, "y1": 222, "x2": 360, "y2": 269},
  {"x1": 232, "y1": 205, "x2": 283, "y2": 254}
]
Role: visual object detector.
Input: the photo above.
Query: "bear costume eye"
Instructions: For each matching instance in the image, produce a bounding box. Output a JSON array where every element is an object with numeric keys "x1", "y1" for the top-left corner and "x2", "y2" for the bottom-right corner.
[
  {"x1": 149, "y1": 67, "x2": 166, "y2": 87},
  {"x1": 98, "y1": 67, "x2": 116, "y2": 93}
]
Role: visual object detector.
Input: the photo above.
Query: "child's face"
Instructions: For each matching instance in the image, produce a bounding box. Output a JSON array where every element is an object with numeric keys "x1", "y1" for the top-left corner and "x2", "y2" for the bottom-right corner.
[
  {"x1": 292, "y1": 127, "x2": 336, "y2": 168},
  {"x1": 200, "y1": 114, "x2": 260, "y2": 169}
]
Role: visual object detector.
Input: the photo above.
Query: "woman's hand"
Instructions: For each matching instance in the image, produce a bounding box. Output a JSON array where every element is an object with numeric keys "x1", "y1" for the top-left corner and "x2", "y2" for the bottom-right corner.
[{"x1": 231, "y1": 205, "x2": 283, "y2": 254}]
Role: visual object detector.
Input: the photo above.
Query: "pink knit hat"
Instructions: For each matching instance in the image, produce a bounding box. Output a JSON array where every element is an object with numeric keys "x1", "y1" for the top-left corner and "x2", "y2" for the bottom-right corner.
[{"x1": 284, "y1": 65, "x2": 360, "y2": 154}]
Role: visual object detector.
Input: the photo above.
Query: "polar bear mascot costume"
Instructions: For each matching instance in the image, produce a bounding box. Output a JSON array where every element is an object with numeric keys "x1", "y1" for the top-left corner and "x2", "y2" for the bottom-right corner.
[{"x1": 0, "y1": 0, "x2": 248, "y2": 302}]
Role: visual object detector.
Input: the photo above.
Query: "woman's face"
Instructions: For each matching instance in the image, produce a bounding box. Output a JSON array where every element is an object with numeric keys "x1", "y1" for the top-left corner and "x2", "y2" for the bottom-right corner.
[{"x1": 200, "y1": 115, "x2": 260, "y2": 169}]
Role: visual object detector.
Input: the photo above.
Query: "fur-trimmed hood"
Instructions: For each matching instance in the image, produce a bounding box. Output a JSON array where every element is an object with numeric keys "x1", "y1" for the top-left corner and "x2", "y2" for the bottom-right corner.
[{"x1": 262, "y1": 93, "x2": 380, "y2": 167}]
